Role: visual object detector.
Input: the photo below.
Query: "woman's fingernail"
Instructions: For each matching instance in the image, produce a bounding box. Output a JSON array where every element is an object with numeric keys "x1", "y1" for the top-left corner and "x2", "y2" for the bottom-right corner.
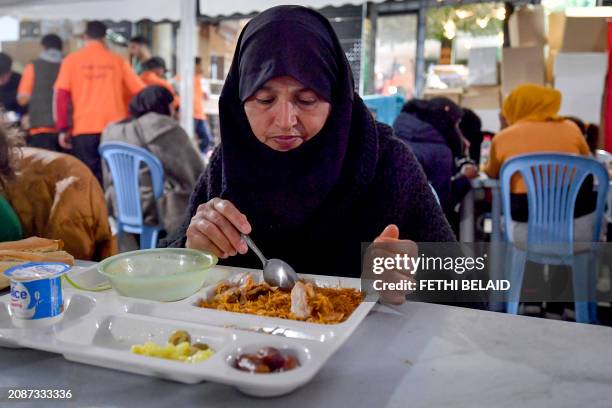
[{"x1": 240, "y1": 243, "x2": 248, "y2": 253}]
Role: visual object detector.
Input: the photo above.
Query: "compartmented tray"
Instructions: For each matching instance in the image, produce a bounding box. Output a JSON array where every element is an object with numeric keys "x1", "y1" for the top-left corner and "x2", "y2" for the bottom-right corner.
[{"x1": 0, "y1": 265, "x2": 375, "y2": 397}]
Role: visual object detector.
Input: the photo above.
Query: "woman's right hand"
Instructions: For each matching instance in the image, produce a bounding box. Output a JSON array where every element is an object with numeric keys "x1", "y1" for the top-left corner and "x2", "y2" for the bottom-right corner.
[{"x1": 185, "y1": 198, "x2": 252, "y2": 259}]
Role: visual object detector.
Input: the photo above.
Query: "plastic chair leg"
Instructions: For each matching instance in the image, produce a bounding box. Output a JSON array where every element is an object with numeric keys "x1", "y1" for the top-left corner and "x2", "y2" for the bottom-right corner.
[
  {"x1": 571, "y1": 254, "x2": 592, "y2": 324},
  {"x1": 506, "y1": 247, "x2": 527, "y2": 315},
  {"x1": 140, "y1": 226, "x2": 159, "y2": 249}
]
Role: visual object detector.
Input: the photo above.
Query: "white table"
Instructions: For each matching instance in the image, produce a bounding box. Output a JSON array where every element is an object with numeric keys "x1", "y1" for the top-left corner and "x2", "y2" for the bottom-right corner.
[{"x1": 1, "y1": 300, "x2": 611, "y2": 407}]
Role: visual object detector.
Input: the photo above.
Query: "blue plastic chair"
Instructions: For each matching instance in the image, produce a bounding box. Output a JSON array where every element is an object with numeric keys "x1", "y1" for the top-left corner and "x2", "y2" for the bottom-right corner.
[
  {"x1": 99, "y1": 142, "x2": 165, "y2": 249},
  {"x1": 500, "y1": 153, "x2": 609, "y2": 323},
  {"x1": 363, "y1": 94, "x2": 404, "y2": 126}
]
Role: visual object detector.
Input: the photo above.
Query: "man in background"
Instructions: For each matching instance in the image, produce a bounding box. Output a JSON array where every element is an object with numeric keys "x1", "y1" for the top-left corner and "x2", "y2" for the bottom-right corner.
[
  {"x1": 140, "y1": 56, "x2": 179, "y2": 109},
  {"x1": 17, "y1": 34, "x2": 64, "y2": 151},
  {"x1": 193, "y1": 57, "x2": 213, "y2": 154},
  {"x1": 128, "y1": 35, "x2": 152, "y2": 75},
  {"x1": 0, "y1": 52, "x2": 25, "y2": 118},
  {"x1": 54, "y1": 20, "x2": 144, "y2": 184}
]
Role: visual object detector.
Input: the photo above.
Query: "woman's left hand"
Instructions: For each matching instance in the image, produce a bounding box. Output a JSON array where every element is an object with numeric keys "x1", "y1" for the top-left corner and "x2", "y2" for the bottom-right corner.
[{"x1": 373, "y1": 224, "x2": 418, "y2": 305}]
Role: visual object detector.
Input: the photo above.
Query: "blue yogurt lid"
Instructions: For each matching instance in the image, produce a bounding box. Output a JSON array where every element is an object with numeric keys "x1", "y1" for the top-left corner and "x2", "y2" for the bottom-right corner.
[{"x1": 4, "y1": 262, "x2": 71, "y2": 282}]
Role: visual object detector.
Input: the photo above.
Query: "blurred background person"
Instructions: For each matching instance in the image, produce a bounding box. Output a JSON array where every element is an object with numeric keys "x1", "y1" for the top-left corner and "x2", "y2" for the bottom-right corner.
[
  {"x1": 0, "y1": 125, "x2": 22, "y2": 242},
  {"x1": 128, "y1": 35, "x2": 152, "y2": 75},
  {"x1": 565, "y1": 116, "x2": 599, "y2": 155},
  {"x1": 0, "y1": 52, "x2": 25, "y2": 119},
  {"x1": 140, "y1": 56, "x2": 179, "y2": 111},
  {"x1": 17, "y1": 34, "x2": 64, "y2": 151},
  {"x1": 393, "y1": 97, "x2": 478, "y2": 225},
  {"x1": 0, "y1": 123, "x2": 116, "y2": 259},
  {"x1": 193, "y1": 57, "x2": 213, "y2": 155},
  {"x1": 459, "y1": 108, "x2": 484, "y2": 164},
  {"x1": 54, "y1": 20, "x2": 145, "y2": 184},
  {"x1": 173, "y1": 57, "x2": 213, "y2": 155},
  {"x1": 485, "y1": 84, "x2": 596, "y2": 243},
  {"x1": 101, "y1": 85, "x2": 204, "y2": 239}
]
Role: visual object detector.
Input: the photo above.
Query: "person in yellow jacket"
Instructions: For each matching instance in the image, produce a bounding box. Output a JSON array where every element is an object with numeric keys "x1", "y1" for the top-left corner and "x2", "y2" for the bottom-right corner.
[{"x1": 0, "y1": 126, "x2": 117, "y2": 260}]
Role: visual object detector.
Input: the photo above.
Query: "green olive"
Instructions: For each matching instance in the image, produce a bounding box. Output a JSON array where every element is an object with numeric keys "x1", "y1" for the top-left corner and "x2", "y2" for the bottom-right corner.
[
  {"x1": 168, "y1": 330, "x2": 191, "y2": 346},
  {"x1": 192, "y1": 343, "x2": 209, "y2": 351}
]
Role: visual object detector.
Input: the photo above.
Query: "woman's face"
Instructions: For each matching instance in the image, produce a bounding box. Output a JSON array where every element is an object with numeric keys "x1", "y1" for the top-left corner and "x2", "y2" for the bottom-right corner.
[{"x1": 244, "y1": 76, "x2": 331, "y2": 151}]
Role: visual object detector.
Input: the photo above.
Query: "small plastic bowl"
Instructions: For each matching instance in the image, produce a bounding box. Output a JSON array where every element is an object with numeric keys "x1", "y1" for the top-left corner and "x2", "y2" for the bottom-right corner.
[{"x1": 97, "y1": 248, "x2": 217, "y2": 302}]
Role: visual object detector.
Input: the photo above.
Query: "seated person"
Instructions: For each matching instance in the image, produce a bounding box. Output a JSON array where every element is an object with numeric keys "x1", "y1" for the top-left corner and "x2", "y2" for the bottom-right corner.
[
  {"x1": 101, "y1": 85, "x2": 204, "y2": 237},
  {"x1": 0, "y1": 125, "x2": 116, "y2": 260},
  {"x1": 393, "y1": 97, "x2": 478, "y2": 218},
  {"x1": 485, "y1": 84, "x2": 597, "y2": 243},
  {"x1": 161, "y1": 6, "x2": 455, "y2": 299}
]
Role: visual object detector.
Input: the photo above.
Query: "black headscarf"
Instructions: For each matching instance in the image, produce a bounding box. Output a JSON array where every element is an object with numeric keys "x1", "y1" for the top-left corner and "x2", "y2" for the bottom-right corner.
[
  {"x1": 129, "y1": 85, "x2": 174, "y2": 118},
  {"x1": 218, "y1": 5, "x2": 359, "y2": 233},
  {"x1": 402, "y1": 97, "x2": 464, "y2": 157}
]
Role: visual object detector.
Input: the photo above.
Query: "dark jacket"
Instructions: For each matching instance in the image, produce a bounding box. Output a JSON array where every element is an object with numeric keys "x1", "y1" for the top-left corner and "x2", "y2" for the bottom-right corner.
[
  {"x1": 393, "y1": 111, "x2": 471, "y2": 214},
  {"x1": 162, "y1": 121, "x2": 456, "y2": 278}
]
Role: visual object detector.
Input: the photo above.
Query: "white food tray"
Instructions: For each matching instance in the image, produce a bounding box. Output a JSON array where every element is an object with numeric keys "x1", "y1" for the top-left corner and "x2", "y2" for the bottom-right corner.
[{"x1": 0, "y1": 265, "x2": 375, "y2": 397}]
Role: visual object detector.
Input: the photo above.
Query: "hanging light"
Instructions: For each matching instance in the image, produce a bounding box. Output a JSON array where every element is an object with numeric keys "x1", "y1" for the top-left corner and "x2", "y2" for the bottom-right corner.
[
  {"x1": 476, "y1": 16, "x2": 490, "y2": 29},
  {"x1": 443, "y1": 19, "x2": 456, "y2": 39},
  {"x1": 455, "y1": 9, "x2": 473, "y2": 19},
  {"x1": 493, "y1": 7, "x2": 506, "y2": 20}
]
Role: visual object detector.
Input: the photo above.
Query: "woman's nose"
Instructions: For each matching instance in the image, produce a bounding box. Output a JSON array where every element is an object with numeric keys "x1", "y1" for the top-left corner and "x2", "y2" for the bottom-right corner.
[{"x1": 275, "y1": 101, "x2": 298, "y2": 130}]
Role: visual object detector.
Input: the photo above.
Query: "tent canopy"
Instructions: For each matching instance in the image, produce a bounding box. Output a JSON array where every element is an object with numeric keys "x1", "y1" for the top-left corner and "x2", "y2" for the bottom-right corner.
[{"x1": 0, "y1": 0, "x2": 387, "y2": 21}]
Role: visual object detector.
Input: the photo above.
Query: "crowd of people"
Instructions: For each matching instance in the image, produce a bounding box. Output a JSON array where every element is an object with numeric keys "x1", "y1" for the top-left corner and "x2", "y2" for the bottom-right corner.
[{"x1": 0, "y1": 6, "x2": 606, "y2": 301}]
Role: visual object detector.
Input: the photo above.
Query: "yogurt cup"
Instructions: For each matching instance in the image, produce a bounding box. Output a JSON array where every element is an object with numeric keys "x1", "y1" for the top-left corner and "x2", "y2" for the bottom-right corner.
[{"x1": 4, "y1": 262, "x2": 70, "y2": 328}]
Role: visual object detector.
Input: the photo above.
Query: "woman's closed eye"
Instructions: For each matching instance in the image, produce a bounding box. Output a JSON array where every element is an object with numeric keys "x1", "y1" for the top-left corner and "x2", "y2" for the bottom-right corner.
[{"x1": 255, "y1": 97, "x2": 275, "y2": 105}]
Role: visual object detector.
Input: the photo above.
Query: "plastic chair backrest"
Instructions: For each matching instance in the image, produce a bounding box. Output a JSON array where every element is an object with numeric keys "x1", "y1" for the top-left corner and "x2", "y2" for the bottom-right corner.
[
  {"x1": 500, "y1": 153, "x2": 608, "y2": 248},
  {"x1": 362, "y1": 94, "x2": 404, "y2": 125},
  {"x1": 99, "y1": 142, "x2": 164, "y2": 228}
]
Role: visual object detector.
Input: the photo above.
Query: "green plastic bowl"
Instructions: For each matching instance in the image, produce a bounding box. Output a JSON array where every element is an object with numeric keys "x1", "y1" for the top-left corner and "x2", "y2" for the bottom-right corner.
[{"x1": 97, "y1": 248, "x2": 218, "y2": 302}]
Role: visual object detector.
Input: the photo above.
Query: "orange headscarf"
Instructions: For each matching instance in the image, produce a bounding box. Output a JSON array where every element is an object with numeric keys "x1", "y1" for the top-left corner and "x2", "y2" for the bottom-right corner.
[{"x1": 502, "y1": 84, "x2": 562, "y2": 126}]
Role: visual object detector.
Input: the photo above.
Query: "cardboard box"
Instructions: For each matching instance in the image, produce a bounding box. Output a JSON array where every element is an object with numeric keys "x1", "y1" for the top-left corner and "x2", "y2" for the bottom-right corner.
[
  {"x1": 509, "y1": 5, "x2": 547, "y2": 48},
  {"x1": 473, "y1": 109, "x2": 501, "y2": 133},
  {"x1": 462, "y1": 86, "x2": 501, "y2": 110},
  {"x1": 467, "y1": 47, "x2": 498, "y2": 86},
  {"x1": 545, "y1": 48, "x2": 558, "y2": 84},
  {"x1": 548, "y1": 12, "x2": 566, "y2": 51},
  {"x1": 501, "y1": 47, "x2": 546, "y2": 98},
  {"x1": 554, "y1": 52, "x2": 608, "y2": 91},
  {"x1": 561, "y1": 16, "x2": 609, "y2": 52},
  {"x1": 423, "y1": 88, "x2": 462, "y2": 105},
  {"x1": 558, "y1": 92, "x2": 604, "y2": 125}
]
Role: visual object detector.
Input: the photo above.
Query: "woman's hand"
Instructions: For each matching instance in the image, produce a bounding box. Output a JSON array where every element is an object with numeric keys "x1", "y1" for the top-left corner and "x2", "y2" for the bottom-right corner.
[
  {"x1": 373, "y1": 224, "x2": 417, "y2": 305},
  {"x1": 185, "y1": 198, "x2": 252, "y2": 259},
  {"x1": 460, "y1": 163, "x2": 479, "y2": 179}
]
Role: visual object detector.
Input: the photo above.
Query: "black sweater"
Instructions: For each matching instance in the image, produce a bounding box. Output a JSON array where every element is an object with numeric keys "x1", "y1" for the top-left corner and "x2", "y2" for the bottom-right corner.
[{"x1": 162, "y1": 122, "x2": 456, "y2": 277}]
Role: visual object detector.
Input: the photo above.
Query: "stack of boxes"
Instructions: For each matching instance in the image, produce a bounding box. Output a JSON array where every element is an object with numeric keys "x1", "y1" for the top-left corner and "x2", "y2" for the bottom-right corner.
[
  {"x1": 549, "y1": 9, "x2": 610, "y2": 127},
  {"x1": 422, "y1": 6, "x2": 610, "y2": 134}
]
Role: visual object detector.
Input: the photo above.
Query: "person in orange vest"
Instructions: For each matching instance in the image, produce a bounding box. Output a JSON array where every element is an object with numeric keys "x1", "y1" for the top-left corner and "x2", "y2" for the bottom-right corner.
[
  {"x1": 17, "y1": 34, "x2": 64, "y2": 151},
  {"x1": 54, "y1": 21, "x2": 145, "y2": 184},
  {"x1": 140, "y1": 57, "x2": 179, "y2": 110},
  {"x1": 193, "y1": 57, "x2": 213, "y2": 154}
]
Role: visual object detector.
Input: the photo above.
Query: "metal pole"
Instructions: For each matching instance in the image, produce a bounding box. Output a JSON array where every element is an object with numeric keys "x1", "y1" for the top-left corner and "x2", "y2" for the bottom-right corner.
[
  {"x1": 179, "y1": 0, "x2": 196, "y2": 139},
  {"x1": 415, "y1": 0, "x2": 427, "y2": 97}
]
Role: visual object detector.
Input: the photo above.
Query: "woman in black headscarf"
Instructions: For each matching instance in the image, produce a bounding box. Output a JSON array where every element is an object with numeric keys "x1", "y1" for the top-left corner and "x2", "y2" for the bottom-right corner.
[{"x1": 163, "y1": 6, "x2": 454, "y2": 283}]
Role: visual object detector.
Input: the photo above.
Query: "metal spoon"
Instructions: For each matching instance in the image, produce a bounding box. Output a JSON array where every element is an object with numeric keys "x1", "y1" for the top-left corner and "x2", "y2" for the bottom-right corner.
[{"x1": 240, "y1": 234, "x2": 299, "y2": 289}]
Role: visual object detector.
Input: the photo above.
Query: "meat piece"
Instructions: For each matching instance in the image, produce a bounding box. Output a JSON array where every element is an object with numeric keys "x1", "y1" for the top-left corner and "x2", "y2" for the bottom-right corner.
[{"x1": 291, "y1": 281, "x2": 312, "y2": 319}]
